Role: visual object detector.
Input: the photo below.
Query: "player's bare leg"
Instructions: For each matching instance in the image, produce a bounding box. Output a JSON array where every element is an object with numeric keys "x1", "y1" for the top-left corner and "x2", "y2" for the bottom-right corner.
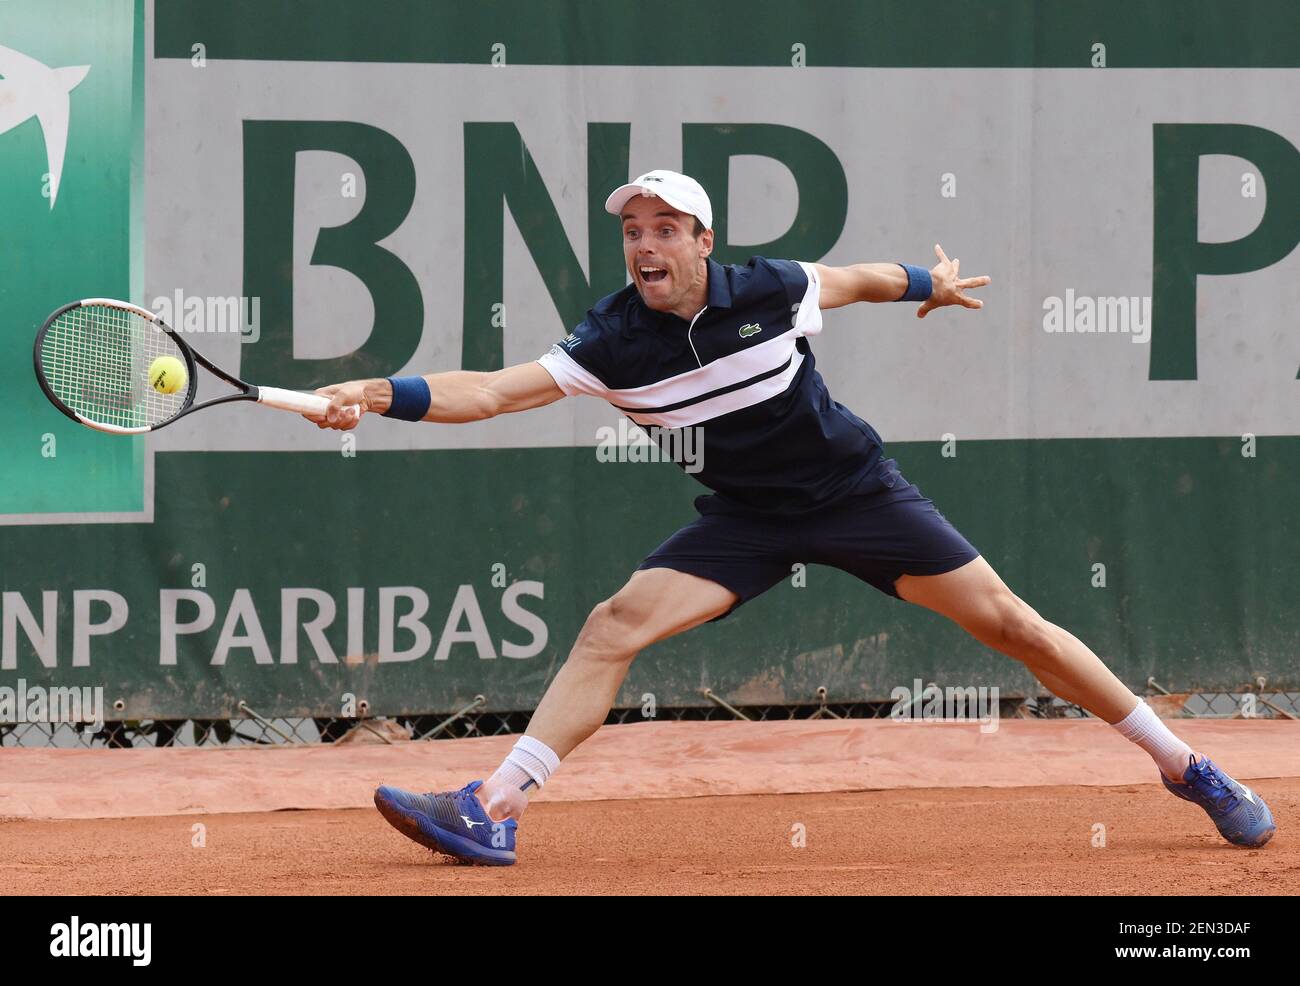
[
  {"x1": 477, "y1": 567, "x2": 737, "y2": 820},
  {"x1": 895, "y1": 555, "x2": 1276, "y2": 846},
  {"x1": 896, "y1": 556, "x2": 1138, "y2": 723}
]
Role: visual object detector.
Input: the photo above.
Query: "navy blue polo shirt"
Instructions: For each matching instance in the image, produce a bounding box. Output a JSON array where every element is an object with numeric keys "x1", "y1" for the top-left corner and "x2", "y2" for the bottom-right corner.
[{"x1": 536, "y1": 256, "x2": 892, "y2": 514}]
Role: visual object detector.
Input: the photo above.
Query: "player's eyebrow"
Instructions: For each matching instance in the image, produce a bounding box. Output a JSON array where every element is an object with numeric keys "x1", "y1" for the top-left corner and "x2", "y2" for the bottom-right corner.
[{"x1": 622, "y1": 210, "x2": 682, "y2": 221}]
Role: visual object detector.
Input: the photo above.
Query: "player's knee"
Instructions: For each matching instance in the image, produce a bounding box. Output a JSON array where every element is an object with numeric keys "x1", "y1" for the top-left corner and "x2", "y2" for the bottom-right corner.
[
  {"x1": 994, "y1": 599, "x2": 1060, "y2": 668},
  {"x1": 573, "y1": 595, "x2": 644, "y2": 664}
]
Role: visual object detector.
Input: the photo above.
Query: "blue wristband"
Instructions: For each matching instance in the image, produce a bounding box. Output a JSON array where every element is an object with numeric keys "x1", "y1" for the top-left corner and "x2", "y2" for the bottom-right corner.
[
  {"x1": 898, "y1": 264, "x2": 933, "y2": 302},
  {"x1": 383, "y1": 376, "x2": 432, "y2": 422}
]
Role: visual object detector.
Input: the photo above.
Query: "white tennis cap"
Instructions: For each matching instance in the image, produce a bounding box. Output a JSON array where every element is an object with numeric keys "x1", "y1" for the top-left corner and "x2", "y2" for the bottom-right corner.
[{"x1": 604, "y1": 169, "x2": 713, "y2": 231}]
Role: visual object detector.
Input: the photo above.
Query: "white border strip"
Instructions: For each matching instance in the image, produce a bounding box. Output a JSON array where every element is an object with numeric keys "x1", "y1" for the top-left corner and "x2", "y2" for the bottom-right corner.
[{"x1": 0, "y1": 447, "x2": 155, "y2": 526}]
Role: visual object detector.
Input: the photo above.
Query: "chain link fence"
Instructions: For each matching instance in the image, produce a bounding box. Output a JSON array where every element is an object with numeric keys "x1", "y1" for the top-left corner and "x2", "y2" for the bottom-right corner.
[{"x1": 4, "y1": 686, "x2": 1296, "y2": 749}]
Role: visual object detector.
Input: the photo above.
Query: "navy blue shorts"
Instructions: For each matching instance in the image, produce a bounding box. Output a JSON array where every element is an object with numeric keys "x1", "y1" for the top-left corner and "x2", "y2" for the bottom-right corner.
[{"x1": 637, "y1": 462, "x2": 979, "y2": 618}]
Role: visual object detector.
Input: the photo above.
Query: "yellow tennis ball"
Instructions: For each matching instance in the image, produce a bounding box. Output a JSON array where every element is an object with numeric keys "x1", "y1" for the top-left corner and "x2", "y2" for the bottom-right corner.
[{"x1": 148, "y1": 355, "x2": 186, "y2": 395}]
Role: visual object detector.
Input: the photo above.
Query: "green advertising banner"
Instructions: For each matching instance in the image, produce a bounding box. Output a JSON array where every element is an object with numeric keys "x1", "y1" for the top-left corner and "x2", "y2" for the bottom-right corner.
[
  {"x1": 1, "y1": 0, "x2": 145, "y2": 518},
  {"x1": 1, "y1": 1, "x2": 1297, "y2": 722}
]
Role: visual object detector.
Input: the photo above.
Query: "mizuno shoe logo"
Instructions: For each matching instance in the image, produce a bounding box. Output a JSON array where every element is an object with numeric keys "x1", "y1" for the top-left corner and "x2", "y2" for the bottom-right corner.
[
  {"x1": 461, "y1": 815, "x2": 486, "y2": 830},
  {"x1": 738, "y1": 323, "x2": 762, "y2": 338}
]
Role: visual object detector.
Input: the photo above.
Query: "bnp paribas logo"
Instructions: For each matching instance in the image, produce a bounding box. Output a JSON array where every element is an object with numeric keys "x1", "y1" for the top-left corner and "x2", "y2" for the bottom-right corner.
[{"x1": 0, "y1": 44, "x2": 90, "y2": 209}]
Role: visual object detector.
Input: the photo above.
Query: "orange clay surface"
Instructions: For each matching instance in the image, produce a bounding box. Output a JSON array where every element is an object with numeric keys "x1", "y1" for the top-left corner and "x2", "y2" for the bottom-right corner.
[{"x1": 3, "y1": 719, "x2": 1296, "y2": 895}]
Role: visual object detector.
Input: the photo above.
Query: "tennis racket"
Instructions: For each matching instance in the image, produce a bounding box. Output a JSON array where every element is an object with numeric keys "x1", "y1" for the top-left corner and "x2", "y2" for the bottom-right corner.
[{"x1": 33, "y1": 298, "x2": 359, "y2": 434}]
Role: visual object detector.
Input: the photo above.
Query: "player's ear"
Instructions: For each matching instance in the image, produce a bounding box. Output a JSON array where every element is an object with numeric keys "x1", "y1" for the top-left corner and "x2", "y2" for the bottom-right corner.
[{"x1": 698, "y1": 227, "x2": 714, "y2": 258}]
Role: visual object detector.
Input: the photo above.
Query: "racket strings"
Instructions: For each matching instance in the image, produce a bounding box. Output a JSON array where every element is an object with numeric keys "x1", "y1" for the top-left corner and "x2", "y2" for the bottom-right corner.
[{"x1": 40, "y1": 305, "x2": 189, "y2": 429}]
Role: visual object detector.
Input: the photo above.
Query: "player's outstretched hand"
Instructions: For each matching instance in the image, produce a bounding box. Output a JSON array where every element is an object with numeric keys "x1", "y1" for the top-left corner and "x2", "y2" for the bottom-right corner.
[
  {"x1": 306, "y1": 381, "x2": 371, "y2": 430},
  {"x1": 917, "y1": 244, "x2": 991, "y2": 319}
]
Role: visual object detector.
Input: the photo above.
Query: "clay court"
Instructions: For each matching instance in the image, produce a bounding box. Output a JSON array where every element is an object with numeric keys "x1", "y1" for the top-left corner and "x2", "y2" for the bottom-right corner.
[{"x1": 4, "y1": 719, "x2": 1295, "y2": 895}]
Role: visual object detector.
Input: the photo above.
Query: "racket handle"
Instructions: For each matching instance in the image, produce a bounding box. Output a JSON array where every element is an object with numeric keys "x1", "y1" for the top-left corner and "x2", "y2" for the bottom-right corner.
[{"x1": 258, "y1": 386, "x2": 362, "y2": 424}]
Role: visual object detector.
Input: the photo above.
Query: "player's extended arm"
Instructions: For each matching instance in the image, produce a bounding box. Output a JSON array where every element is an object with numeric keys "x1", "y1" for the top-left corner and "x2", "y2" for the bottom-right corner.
[
  {"x1": 307, "y1": 361, "x2": 564, "y2": 430},
  {"x1": 813, "y1": 243, "x2": 990, "y2": 318}
]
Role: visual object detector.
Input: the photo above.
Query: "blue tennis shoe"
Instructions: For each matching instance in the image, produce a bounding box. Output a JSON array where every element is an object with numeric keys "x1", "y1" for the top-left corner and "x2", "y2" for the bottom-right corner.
[
  {"x1": 374, "y1": 780, "x2": 517, "y2": 865},
  {"x1": 1161, "y1": 755, "x2": 1275, "y2": 848}
]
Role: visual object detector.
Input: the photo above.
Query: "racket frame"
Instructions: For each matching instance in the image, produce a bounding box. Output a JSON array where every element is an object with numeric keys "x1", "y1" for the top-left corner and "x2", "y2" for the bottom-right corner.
[{"x1": 34, "y1": 298, "x2": 345, "y2": 434}]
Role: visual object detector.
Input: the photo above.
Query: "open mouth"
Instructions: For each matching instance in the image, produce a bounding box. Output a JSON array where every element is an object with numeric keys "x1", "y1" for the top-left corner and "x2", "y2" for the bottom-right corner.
[{"x1": 639, "y1": 265, "x2": 668, "y2": 284}]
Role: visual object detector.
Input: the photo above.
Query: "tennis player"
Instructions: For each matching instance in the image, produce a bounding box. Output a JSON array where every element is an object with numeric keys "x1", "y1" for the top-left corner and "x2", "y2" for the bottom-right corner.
[{"x1": 310, "y1": 170, "x2": 1275, "y2": 864}]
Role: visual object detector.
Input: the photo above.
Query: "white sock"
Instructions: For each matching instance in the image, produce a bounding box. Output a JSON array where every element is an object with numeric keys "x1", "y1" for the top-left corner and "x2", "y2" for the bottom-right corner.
[
  {"x1": 489, "y1": 735, "x2": 561, "y2": 795},
  {"x1": 1111, "y1": 699, "x2": 1195, "y2": 781}
]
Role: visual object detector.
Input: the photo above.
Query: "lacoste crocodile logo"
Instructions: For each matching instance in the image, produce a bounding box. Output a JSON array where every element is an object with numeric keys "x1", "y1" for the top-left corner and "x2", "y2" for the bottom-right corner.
[{"x1": 738, "y1": 323, "x2": 762, "y2": 338}]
